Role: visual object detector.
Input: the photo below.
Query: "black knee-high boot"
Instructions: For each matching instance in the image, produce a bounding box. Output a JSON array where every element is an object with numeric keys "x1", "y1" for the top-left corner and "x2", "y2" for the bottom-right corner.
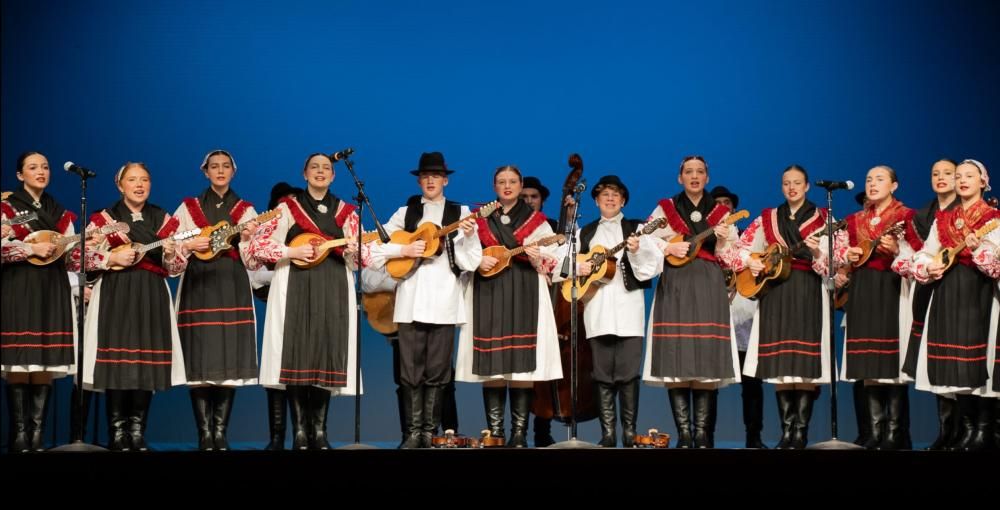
[
  {"x1": 852, "y1": 380, "x2": 870, "y2": 446},
  {"x1": 508, "y1": 387, "x2": 533, "y2": 448},
  {"x1": 596, "y1": 382, "x2": 618, "y2": 447},
  {"x1": 791, "y1": 389, "x2": 815, "y2": 449},
  {"x1": 482, "y1": 386, "x2": 506, "y2": 441},
  {"x1": 862, "y1": 385, "x2": 886, "y2": 450},
  {"x1": 105, "y1": 389, "x2": 130, "y2": 452},
  {"x1": 962, "y1": 396, "x2": 994, "y2": 452},
  {"x1": 668, "y1": 388, "x2": 693, "y2": 448},
  {"x1": 399, "y1": 384, "x2": 423, "y2": 449},
  {"x1": 310, "y1": 386, "x2": 331, "y2": 450},
  {"x1": 286, "y1": 386, "x2": 310, "y2": 451},
  {"x1": 926, "y1": 394, "x2": 956, "y2": 450},
  {"x1": 421, "y1": 385, "x2": 444, "y2": 448},
  {"x1": 189, "y1": 387, "x2": 214, "y2": 451},
  {"x1": 619, "y1": 379, "x2": 640, "y2": 448},
  {"x1": 27, "y1": 383, "x2": 51, "y2": 451},
  {"x1": 952, "y1": 394, "x2": 978, "y2": 451},
  {"x1": 264, "y1": 388, "x2": 287, "y2": 451},
  {"x1": 69, "y1": 385, "x2": 93, "y2": 443},
  {"x1": 741, "y1": 374, "x2": 765, "y2": 449},
  {"x1": 692, "y1": 389, "x2": 718, "y2": 449},
  {"x1": 6, "y1": 384, "x2": 30, "y2": 453},
  {"x1": 127, "y1": 390, "x2": 153, "y2": 452},
  {"x1": 533, "y1": 415, "x2": 555, "y2": 447},
  {"x1": 878, "y1": 385, "x2": 907, "y2": 450},
  {"x1": 775, "y1": 390, "x2": 796, "y2": 449},
  {"x1": 212, "y1": 386, "x2": 236, "y2": 451}
]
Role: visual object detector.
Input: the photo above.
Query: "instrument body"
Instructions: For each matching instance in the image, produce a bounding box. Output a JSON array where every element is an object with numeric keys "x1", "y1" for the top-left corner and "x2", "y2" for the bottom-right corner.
[
  {"x1": 386, "y1": 202, "x2": 499, "y2": 280},
  {"x1": 288, "y1": 231, "x2": 379, "y2": 269},
  {"x1": 25, "y1": 222, "x2": 131, "y2": 266},
  {"x1": 192, "y1": 209, "x2": 281, "y2": 261}
]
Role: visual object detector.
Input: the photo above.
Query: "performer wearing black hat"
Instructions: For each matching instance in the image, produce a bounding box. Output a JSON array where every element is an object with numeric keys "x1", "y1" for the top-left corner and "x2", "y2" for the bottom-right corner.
[
  {"x1": 555, "y1": 175, "x2": 660, "y2": 446},
  {"x1": 367, "y1": 152, "x2": 481, "y2": 448}
]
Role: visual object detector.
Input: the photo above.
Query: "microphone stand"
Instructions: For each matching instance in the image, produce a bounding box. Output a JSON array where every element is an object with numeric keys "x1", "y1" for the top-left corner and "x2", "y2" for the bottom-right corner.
[
  {"x1": 337, "y1": 156, "x2": 386, "y2": 450},
  {"x1": 550, "y1": 180, "x2": 596, "y2": 449},
  {"x1": 809, "y1": 186, "x2": 863, "y2": 450},
  {"x1": 50, "y1": 168, "x2": 106, "y2": 452}
]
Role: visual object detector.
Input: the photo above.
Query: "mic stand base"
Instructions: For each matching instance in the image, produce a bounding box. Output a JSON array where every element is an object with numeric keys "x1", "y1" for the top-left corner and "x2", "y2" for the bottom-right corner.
[
  {"x1": 807, "y1": 438, "x2": 865, "y2": 450},
  {"x1": 336, "y1": 442, "x2": 379, "y2": 450},
  {"x1": 48, "y1": 441, "x2": 108, "y2": 453},
  {"x1": 548, "y1": 437, "x2": 598, "y2": 449}
]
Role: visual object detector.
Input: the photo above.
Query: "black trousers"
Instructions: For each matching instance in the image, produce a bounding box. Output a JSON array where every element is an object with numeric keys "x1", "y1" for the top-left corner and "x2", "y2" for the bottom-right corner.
[
  {"x1": 589, "y1": 335, "x2": 643, "y2": 384},
  {"x1": 396, "y1": 322, "x2": 456, "y2": 387}
]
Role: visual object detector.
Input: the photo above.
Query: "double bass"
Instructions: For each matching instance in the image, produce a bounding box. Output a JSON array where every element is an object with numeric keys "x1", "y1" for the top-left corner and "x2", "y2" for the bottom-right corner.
[{"x1": 532, "y1": 153, "x2": 599, "y2": 428}]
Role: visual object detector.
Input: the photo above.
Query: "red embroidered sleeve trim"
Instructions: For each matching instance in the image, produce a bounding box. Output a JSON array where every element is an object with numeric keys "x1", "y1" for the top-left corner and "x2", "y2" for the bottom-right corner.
[
  {"x1": 56, "y1": 211, "x2": 77, "y2": 235},
  {"x1": 476, "y1": 214, "x2": 500, "y2": 247},
  {"x1": 157, "y1": 215, "x2": 180, "y2": 239},
  {"x1": 182, "y1": 198, "x2": 209, "y2": 228},
  {"x1": 658, "y1": 199, "x2": 688, "y2": 236},
  {"x1": 706, "y1": 203, "x2": 729, "y2": 226},
  {"x1": 513, "y1": 211, "x2": 547, "y2": 244},
  {"x1": 760, "y1": 208, "x2": 782, "y2": 246},
  {"x1": 279, "y1": 196, "x2": 325, "y2": 238},
  {"x1": 230, "y1": 200, "x2": 253, "y2": 224},
  {"x1": 335, "y1": 202, "x2": 356, "y2": 229}
]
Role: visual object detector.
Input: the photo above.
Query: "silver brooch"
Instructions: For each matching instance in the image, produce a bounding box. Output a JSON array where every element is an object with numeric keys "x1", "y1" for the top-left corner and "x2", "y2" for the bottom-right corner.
[
  {"x1": 955, "y1": 218, "x2": 965, "y2": 229},
  {"x1": 31, "y1": 200, "x2": 41, "y2": 209},
  {"x1": 131, "y1": 211, "x2": 143, "y2": 222},
  {"x1": 215, "y1": 202, "x2": 224, "y2": 209},
  {"x1": 689, "y1": 211, "x2": 703, "y2": 223},
  {"x1": 869, "y1": 216, "x2": 881, "y2": 227},
  {"x1": 500, "y1": 214, "x2": 511, "y2": 225},
  {"x1": 317, "y1": 204, "x2": 328, "y2": 214}
]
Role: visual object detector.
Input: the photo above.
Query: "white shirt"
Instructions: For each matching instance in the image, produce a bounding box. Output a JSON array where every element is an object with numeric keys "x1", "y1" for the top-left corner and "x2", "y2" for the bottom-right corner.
[{"x1": 368, "y1": 197, "x2": 482, "y2": 325}]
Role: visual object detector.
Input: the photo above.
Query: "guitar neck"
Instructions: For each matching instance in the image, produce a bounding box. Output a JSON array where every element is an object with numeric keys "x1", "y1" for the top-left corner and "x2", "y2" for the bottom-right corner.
[{"x1": 436, "y1": 214, "x2": 475, "y2": 238}]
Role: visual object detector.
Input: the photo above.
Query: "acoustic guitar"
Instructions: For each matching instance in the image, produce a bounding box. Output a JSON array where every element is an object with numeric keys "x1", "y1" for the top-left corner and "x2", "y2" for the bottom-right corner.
[
  {"x1": 478, "y1": 233, "x2": 565, "y2": 278},
  {"x1": 25, "y1": 222, "x2": 130, "y2": 266},
  {"x1": 560, "y1": 217, "x2": 667, "y2": 303},
  {"x1": 108, "y1": 228, "x2": 201, "y2": 270},
  {"x1": 288, "y1": 231, "x2": 381, "y2": 269},
  {"x1": 386, "y1": 201, "x2": 500, "y2": 280},
  {"x1": 932, "y1": 218, "x2": 1000, "y2": 274},
  {"x1": 834, "y1": 220, "x2": 907, "y2": 308},
  {"x1": 192, "y1": 209, "x2": 281, "y2": 261},
  {"x1": 665, "y1": 210, "x2": 749, "y2": 266},
  {"x1": 736, "y1": 219, "x2": 847, "y2": 300}
]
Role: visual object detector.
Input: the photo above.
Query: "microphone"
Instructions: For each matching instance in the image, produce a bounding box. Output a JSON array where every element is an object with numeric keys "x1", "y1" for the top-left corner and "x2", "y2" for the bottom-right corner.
[
  {"x1": 64, "y1": 162, "x2": 97, "y2": 179},
  {"x1": 815, "y1": 179, "x2": 854, "y2": 190},
  {"x1": 330, "y1": 148, "x2": 355, "y2": 162}
]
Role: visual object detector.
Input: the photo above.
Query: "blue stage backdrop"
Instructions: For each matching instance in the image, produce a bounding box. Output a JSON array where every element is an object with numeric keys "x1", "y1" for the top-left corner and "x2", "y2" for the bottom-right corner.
[{"x1": 2, "y1": 0, "x2": 998, "y2": 448}]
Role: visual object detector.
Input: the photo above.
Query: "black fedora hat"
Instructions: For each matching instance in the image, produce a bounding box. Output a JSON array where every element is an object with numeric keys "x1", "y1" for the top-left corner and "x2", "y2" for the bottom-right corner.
[
  {"x1": 709, "y1": 185, "x2": 739, "y2": 209},
  {"x1": 592, "y1": 175, "x2": 629, "y2": 204},
  {"x1": 522, "y1": 176, "x2": 550, "y2": 202},
  {"x1": 410, "y1": 151, "x2": 455, "y2": 176}
]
